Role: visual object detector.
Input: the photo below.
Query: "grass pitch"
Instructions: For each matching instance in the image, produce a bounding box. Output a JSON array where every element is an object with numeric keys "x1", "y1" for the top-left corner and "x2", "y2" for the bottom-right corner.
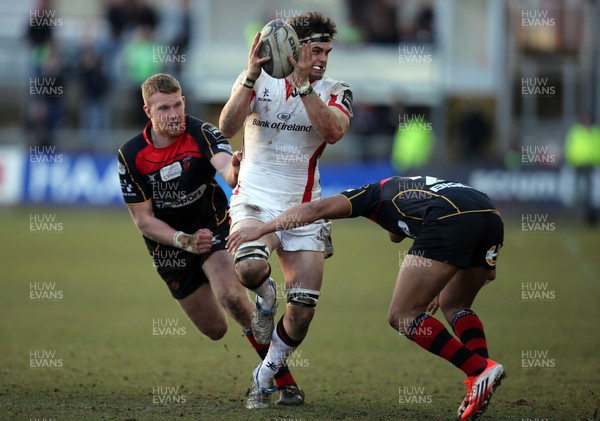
[{"x1": 1, "y1": 207, "x2": 599, "y2": 420}]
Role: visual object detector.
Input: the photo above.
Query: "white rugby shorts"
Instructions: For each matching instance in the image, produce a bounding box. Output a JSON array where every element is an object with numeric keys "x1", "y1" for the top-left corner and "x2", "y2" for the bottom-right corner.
[{"x1": 229, "y1": 202, "x2": 333, "y2": 257}]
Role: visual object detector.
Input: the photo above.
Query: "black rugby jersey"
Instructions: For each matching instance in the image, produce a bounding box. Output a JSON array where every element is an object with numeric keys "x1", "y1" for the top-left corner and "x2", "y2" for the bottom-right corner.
[
  {"x1": 338, "y1": 176, "x2": 499, "y2": 239},
  {"x1": 118, "y1": 115, "x2": 233, "y2": 237}
]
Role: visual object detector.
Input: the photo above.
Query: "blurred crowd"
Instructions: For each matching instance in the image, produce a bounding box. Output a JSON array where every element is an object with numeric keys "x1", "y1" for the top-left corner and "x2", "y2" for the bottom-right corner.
[
  {"x1": 21, "y1": 1, "x2": 600, "y2": 187},
  {"x1": 345, "y1": 0, "x2": 434, "y2": 44},
  {"x1": 23, "y1": 0, "x2": 439, "y2": 154},
  {"x1": 24, "y1": 0, "x2": 192, "y2": 150}
]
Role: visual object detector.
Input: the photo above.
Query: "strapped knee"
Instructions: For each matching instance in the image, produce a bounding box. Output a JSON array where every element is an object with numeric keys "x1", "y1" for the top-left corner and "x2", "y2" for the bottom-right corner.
[
  {"x1": 233, "y1": 241, "x2": 270, "y2": 265},
  {"x1": 287, "y1": 288, "x2": 320, "y2": 308}
]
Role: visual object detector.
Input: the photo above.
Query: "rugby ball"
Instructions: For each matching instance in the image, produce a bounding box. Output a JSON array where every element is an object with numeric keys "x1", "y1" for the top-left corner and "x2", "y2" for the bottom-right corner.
[{"x1": 258, "y1": 20, "x2": 300, "y2": 79}]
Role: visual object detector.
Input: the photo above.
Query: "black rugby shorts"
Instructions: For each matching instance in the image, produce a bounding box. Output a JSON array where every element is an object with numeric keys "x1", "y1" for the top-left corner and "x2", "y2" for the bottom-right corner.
[{"x1": 409, "y1": 211, "x2": 503, "y2": 269}]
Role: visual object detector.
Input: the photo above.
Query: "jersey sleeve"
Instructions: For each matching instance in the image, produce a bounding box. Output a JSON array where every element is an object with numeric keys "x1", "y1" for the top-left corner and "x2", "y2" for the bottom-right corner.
[
  {"x1": 328, "y1": 81, "x2": 353, "y2": 120},
  {"x1": 337, "y1": 182, "x2": 380, "y2": 218},
  {"x1": 188, "y1": 119, "x2": 234, "y2": 159},
  {"x1": 117, "y1": 148, "x2": 151, "y2": 205}
]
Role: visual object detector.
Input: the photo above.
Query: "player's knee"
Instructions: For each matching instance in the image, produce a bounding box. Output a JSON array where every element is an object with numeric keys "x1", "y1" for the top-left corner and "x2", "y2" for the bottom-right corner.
[
  {"x1": 387, "y1": 311, "x2": 400, "y2": 331},
  {"x1": 233, "y1": 241, "x2": 271, "y2": 287},
  {"x1": 387, "y1": 309, "x2": 420, "y2": 336},
  {"x1": 201, "y1": 323, "x2": 227, "y2": 341},
  {"x1": 235, "y1": 260, "x2": 269, "y2": 287},
  {"x1": 387, "y1": 311, "x2": 406, "y2": 333}
]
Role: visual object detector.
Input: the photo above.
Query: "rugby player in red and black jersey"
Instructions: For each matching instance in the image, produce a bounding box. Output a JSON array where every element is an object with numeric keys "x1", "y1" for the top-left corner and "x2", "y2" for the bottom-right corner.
[
  {"x1": 118, "y1": 73, "x2": 302, "y2": 405},
  {"x1": 227, "y1": 176, "x2": 507, "y2": 420}
]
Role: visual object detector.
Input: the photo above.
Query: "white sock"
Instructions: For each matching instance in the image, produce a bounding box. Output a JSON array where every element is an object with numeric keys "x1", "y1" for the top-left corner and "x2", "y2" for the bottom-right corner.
[
  {"x1": 252, "y1": 278, "x2": 276, "y2": 310},
  {"x1": 257, "y1": 327, "x2": 296, "y2": 386}
]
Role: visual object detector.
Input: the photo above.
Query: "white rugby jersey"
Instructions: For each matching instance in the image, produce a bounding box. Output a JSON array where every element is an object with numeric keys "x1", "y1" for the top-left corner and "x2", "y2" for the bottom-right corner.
[{"x1": 230, "y1": 70, "x2": 353, "y2": 210}]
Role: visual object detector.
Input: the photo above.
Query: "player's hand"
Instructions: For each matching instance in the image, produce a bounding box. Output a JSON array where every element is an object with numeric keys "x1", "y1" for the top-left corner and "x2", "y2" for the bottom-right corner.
[
  {"x1": 287, "y1": 42, "x2": 311, "y2": 88},
  {"x1": 226, "y1": 227, "x2": 262, "y2": 253},
  {"x1": 231, "y1": 150, "x2": 242, "y2": 172},
  {"x1": 228, "y1": 150, "x2": 242, "y2": 186},
  {"x1": 190, "y1": 228, "x2": 214, "y2": 254},
  {"x1": 426, "y1": 294, "x2": 440, "y2": 315},
  {"x1": 247, "y1": 32, "x2": 270, "y2": 80}
]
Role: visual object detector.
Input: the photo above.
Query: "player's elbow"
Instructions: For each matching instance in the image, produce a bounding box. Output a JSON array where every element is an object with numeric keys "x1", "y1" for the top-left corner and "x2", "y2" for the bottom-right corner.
[
  {"x1": 218, "y1": 122, "x2": 235, "y2": 139},
  {"x1": 324, "y1": 127, "x2": 344, "y2": 144},
  {"x1": 132, "y1": 213, "x2": 153, "y2": 237},
  {"x1": 219, "y1": 108, "x2": 244, "y2": 139}
]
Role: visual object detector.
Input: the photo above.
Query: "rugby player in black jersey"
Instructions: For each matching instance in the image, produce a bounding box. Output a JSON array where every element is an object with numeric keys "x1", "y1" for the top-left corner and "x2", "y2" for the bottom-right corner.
[
  {"x1": 118, "y1": 73, "x2": 302, "y2": 405},
  {"x1": 227, "y1": 176, "x2": 506, "y2": 420}
]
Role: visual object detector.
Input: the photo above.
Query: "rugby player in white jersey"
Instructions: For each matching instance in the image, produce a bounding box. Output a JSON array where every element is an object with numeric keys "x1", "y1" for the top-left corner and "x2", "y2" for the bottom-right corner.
[{"x1": 219, "y1": 11, "x2": 353, "y2": 409}]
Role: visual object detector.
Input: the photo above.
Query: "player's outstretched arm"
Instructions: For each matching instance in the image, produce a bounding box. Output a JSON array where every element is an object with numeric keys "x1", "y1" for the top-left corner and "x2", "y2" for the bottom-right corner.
[
  {"x1": 219, "y1": 32, "x2": 270, "y2": 138},
  {"x1": 211, "y1": 150, "x2": 242, "y2": 188},
  {"x1": 226, "y1": 194, "x2": 351, "y2": 252},
  {"x1": 128, "y1": 201, "x2": 213, "y2": 254}
]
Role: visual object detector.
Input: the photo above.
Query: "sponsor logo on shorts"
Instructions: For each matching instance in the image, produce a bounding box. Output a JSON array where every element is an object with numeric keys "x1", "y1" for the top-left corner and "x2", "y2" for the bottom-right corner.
[
  {"x1": 397, "y1": 221, "x2": 414, "y2": 238},
  {"x1": 485, "y1": 245, "x2": 499, "y2": 266}
]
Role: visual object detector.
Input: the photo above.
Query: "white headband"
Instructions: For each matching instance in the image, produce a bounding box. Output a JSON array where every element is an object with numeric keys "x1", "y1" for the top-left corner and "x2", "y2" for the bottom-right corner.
[{"x1": 299, "y1": 33, "x2": 332, "y2": 44}]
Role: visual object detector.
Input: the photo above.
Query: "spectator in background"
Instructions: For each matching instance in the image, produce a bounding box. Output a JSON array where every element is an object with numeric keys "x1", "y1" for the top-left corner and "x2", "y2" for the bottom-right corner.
[
  {"x1": 25, "y1": 0, "x2": 65, "y2": 147},
  {"x1": 458, "y1": 105, "x2": 491, "y2": 162},
  {"x1": 364, "y1": 4, "x2": 399, "y2": 44},
  {"x1": 162, "y1": 0, "x2": 192, "y2": 81},
  {"x1": 27, "y1": 43, "x2": 66, "y2": 148},
  {"x1": 351, "y1": 102, "x2": 379, "y2": 161},
  {"x1": 413, "y1": 5, "x2": 435, "y2": 44},
  {"x1": 564, "y1": 112, "x2": 600, "y2": 225},
  {"x1": 104, "y1": 0, "x2": 129, "y2": 81},
  {"x1": 123, "y1": 23, "x2": 162, "y2": 126},
  {"x1": 104, "y1": 0, "x2": 159, "y2": 103},
  {"x1": 106, "y1": 0, "x2": 158, "y2": 35},
  {"x1": 26, "y1": 0, "x2": 54, "y2": 59},
  {"x1": 78, "y1": 38, "x2": 110, "y2": 149},
  {"x1": 347, "y1": 0, "x2": 399, "y2": 44}
]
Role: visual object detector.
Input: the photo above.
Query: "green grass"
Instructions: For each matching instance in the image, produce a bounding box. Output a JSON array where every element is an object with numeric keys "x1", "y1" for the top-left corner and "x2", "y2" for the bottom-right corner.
[{"x1": 1, "y1": 207, "x2": 599, "y2": 420}]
